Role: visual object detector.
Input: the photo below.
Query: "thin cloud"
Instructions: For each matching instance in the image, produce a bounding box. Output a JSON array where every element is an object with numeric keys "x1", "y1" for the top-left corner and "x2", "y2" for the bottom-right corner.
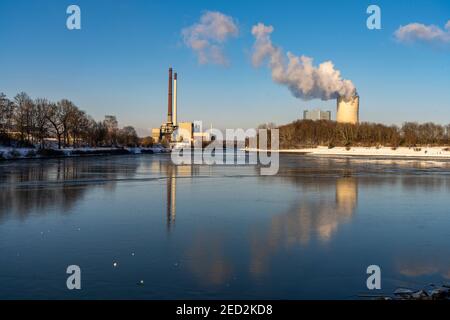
[
  {"x1": 394, "y1": 20, "x2": 450, "y2": 45},
  {"x1": 182, "y1": 11, "x2": 239, "y2": 66}
]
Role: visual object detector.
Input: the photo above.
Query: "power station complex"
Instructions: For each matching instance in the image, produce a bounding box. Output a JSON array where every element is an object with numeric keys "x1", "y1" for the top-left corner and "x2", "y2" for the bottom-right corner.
[
  {"x1": 304, "y1": 93, "x2": 360, "y2": 124},
  {"x1": 152, "y1": 68, "x2": 211, "y2": 145},
  {"x1": 153, "y1": 68, "x2": 360, "y2": 145}
]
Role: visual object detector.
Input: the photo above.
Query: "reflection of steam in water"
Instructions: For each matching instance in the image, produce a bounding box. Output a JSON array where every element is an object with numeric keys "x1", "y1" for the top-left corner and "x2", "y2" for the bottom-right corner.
[
  {"x1": 185, "y1": 234, "x2": 233, "y2": 285},
  {"x1": 250, "y1": 178, "x2": 358, "y2": 277},
  {"x1": 183, "y1": 177, "x2": 359, "y2": 283}
]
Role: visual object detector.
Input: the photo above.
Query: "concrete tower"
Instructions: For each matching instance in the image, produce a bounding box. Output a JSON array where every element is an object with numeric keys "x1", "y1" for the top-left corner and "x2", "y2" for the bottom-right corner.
[{"x1": 337, "y1": 94, "x2": 359, "y2": 124}]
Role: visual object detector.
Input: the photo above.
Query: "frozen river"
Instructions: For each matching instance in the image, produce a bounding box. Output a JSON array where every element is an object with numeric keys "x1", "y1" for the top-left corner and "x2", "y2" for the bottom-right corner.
[{"x1": 0, "y1": 154, "x2": 449, "y2": 299}]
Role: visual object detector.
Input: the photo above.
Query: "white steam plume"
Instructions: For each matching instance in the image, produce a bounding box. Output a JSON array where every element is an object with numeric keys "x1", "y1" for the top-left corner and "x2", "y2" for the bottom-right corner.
[
  {"x1": 251, "y1": 23, "x2": 355, "y2": 101},
  {"x1": 182, "y1": 11, "x2": 239, "y2": 66}
]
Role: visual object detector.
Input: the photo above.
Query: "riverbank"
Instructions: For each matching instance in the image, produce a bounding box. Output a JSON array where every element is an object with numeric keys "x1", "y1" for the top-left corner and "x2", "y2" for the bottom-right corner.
[
  {"x1": 0, "y1": 146, "x2": 169, "y2": 161},
  {"x1": 247, "y1": 146, "x2": 450, "y2": 159}
]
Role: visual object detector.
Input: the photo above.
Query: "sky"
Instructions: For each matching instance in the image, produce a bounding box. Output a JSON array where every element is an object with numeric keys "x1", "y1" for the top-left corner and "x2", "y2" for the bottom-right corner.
[{"x1": 0, "y1": 0, "x2": 449, "y2": 136}]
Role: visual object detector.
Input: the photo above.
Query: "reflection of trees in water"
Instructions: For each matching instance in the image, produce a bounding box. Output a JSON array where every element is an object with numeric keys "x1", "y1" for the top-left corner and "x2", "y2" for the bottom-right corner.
[
  {"x1": 0, "y1": 157, "x2": 140, "y2": 222},
  {"x1": 163, "y1": 155, "x2": 450, "y2": 286},
  {"x1": 275, "y1": 154, "x2": 450, "y2": 180},
  {"x1": 251, "y1": 156, "x2": 450, "y2": 280},
  {"x1": 181, "y1": 178, "x2": 359, "y2": 284}
]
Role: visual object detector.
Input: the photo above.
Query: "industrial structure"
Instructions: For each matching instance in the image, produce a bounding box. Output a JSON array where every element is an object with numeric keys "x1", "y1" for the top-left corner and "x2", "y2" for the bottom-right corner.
[
  {"x1": 177, "y1": 122, "x2": 194, "y2": 143},
  {"x1": 303, "y1": 109, "x2": 332, "y2": 121},
  {"x1": 159, "y1": 67, "x2": 177, "y2": 141},
  {"x1": 152, "y1": 68, "x2": 210, "y2": 146},
  {"x1": 336, "y1": 93, "x2": 360, "y2": 124}
]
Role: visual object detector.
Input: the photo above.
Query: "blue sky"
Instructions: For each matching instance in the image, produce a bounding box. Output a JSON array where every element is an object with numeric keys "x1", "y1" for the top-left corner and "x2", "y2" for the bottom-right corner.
[{"x1": 0, "y1": 0, "x2": 449, "y2": 135}]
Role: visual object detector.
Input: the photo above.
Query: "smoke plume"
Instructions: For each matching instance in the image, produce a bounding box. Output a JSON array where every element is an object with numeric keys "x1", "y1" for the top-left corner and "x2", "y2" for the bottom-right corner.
[
  {"x1": 251, "y1": 23, "x2": 355, "y2": 101},
  {"x1": 182, "y1": 11, "x2": 239, "y2": 66}
]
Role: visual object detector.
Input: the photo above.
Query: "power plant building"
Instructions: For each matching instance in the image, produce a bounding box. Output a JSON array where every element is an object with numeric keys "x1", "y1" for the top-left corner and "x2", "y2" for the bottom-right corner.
[
  {"x1": 337, "y1": 94, "x2": 359, "y2": 124},
  {"x1": 177, "y1": 122, "x2": 194, "y2": 143},
  {"x1": 151, "y1": 128, "x2": 161, "y2": 143},
  {"x1": 152, "y1": 67, "x2": 212, "y2": 146},
  {"x1": 303, "y1": 109, "x2": 331, "y2": 121}
]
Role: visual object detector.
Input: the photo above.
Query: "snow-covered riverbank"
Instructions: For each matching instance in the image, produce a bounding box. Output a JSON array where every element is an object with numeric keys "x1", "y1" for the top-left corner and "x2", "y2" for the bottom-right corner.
[
  {"x1": 0, "y1": 146, "x2": 169, "y2": 160},
  {"x1": 247, "y1": 146, "x2": 450, "y2": 159}
]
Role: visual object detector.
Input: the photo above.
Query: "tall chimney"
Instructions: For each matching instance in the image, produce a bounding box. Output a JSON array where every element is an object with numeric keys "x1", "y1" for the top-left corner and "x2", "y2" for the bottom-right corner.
[
  {"x1": 173, "y1": 72, "x2": 177, "y2": 126},
  {"x1": 168, "y1": 67, "x2": 173, "y2": 124}
]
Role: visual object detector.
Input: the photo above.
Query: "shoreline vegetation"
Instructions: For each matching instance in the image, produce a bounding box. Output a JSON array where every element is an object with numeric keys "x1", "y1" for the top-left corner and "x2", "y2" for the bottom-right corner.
[
  {"x1": 275, "y1": 119, "x2": 450, "y2": 149},
  {"x1": 249, "y1": 119, "x2": 450, "y2": 160},
  {"x1": 1, "y1": 91, "x2": 170, "y2": 161},
  {"x1": 3, "y1": 91, "x2": 450, "y2": 162}
]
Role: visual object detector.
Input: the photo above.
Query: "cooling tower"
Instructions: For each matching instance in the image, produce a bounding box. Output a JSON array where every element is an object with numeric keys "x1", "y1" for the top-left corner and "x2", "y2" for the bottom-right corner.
[{"x1": 337, "y1": 94, "x2": 359, "y2": 124}]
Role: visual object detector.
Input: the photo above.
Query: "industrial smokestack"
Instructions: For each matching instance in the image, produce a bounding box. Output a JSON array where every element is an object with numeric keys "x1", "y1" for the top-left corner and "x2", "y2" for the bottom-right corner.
[
  {"x1": 168, "y1": 67, "x2": 173, "y2": 124},
  {"x1": 173, "y1": 72, "x2": 177, "y2": 126}
]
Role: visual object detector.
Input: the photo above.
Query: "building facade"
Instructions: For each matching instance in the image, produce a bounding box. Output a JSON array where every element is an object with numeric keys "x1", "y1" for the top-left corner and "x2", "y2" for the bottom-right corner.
[
  {"x1": 303, "y1": 109, "x2": 332, "y2": 121},
  {"x1": 151, "y1": 128, "x2": 161, "y2": 143},
  {"x1": 177, "y1": 122, "x2": 193, "y2": 143}
]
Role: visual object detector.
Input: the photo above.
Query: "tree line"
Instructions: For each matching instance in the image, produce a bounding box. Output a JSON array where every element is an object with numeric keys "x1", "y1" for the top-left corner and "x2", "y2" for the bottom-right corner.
[
  {"x1": 278, "y1": 120, "x2": 450, "y2": 149},
  {"x1": 0, "y1": 92, "x2": 145, "y2": 148}
]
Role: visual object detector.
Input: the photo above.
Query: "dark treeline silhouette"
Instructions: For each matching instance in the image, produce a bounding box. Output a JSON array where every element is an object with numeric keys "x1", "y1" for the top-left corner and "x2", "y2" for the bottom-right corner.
[
  {"x1": 278, "y1": 120, "x2": 450, "y2": 149},
  {"x1": 0, "y1": 92, "x2": 142, "y2": 148}
]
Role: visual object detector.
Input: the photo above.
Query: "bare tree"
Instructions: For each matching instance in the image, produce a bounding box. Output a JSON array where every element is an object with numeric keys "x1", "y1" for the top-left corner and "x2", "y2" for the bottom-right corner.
[
  {"x1": 46, "y1": 103, "x2": 64, "y2": 149},
  {"x1": 118, "y1": 126, "x2": 138, "y2": 147},
  {"x1": 33, "y1": 98, "x2": 52, "y2": 148},
  {"x1": 14, "y1": 92, "x2": 35, "y2": 143}
]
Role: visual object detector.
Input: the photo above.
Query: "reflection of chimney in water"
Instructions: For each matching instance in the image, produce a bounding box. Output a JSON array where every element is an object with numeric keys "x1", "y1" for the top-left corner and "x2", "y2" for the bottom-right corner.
[{"x1": 166, "y1": 165, "x2": 176, "y2": 230}]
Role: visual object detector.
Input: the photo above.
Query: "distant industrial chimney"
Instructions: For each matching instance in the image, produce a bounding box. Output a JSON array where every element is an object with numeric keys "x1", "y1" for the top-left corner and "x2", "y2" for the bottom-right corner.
[
  {"x1": 173, "y1": 72, "x2": 178, "y2": 126},
  {"x1": 168, "y1": 67, "x2": 173, "y2": 124},
  {"x1": 337, "y1": 94, "x2": 359, "y2": 124}
]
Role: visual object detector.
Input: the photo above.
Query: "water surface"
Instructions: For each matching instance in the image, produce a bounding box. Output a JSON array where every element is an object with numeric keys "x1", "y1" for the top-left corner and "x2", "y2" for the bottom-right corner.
[{"x1": 0, "y1": 154, "x2": 449, "y2": 299}]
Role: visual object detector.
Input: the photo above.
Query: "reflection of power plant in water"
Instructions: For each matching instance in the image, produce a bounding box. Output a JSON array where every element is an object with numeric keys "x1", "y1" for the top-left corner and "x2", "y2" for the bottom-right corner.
[
  {"x1": 249, "y1": 177, "x2": 358, "y2": 276},
  {"x1": 166, "y1": 165, "x2": 177, "y2": 230},
  {"x1": 161, "y1": 161, "x2": 200, "y2": 231}
]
